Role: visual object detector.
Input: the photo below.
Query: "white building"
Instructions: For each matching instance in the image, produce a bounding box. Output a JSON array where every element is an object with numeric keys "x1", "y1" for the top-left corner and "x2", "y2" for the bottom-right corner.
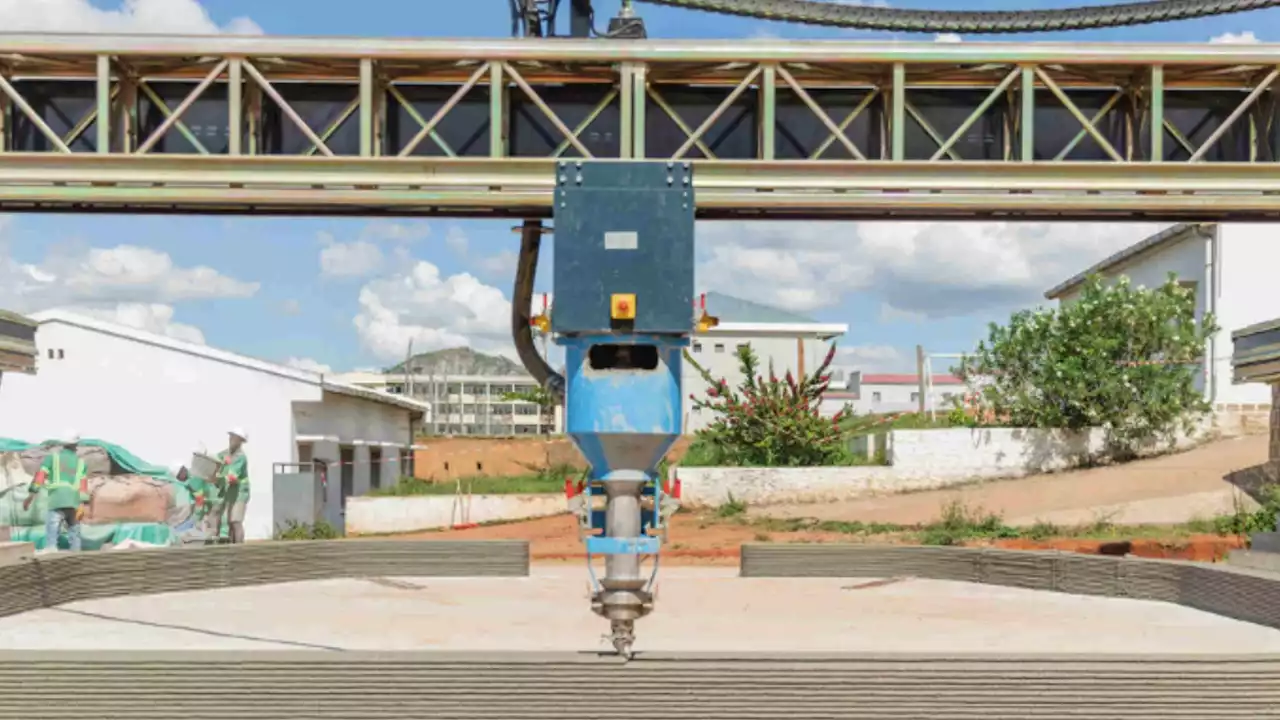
[
  {"x1": 820, "y1": 373, "x2": 966, "y2": 417},
  {"x1": 0, "y1": 310, "x2": 428, "y2": 541},
  {"x1": 683, "y1": 293, "x2": 847, "y2": 433},
  {"x1": 1045, "y1": 223, "x2": 1277, "y2": 417},
  {"x1": 332, "y1": 371, "x2": 560, "y2": 436}
]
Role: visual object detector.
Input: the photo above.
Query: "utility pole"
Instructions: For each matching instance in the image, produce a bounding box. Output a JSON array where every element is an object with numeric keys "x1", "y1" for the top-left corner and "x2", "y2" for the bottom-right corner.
[{"x1": 916, "y1": 344, "x2": 927, "y2": 415}]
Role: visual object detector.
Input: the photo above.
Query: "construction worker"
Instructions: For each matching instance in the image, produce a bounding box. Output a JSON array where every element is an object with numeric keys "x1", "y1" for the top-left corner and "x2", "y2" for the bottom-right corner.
[
  {"x1": 23, "y1": 432, "x2": 90, "y2": 552},
  {"x1": 213, "y1": 428, "x2": 249, "y2": 544},
  {"x1": 170, "y1": 462, "x2": 211, "y2": 527}
]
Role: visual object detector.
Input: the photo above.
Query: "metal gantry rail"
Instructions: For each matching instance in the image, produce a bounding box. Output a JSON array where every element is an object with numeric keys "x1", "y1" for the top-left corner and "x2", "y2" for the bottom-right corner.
[{"x1": 4, "y1": 34, "x2": 1280, "y2": 220}]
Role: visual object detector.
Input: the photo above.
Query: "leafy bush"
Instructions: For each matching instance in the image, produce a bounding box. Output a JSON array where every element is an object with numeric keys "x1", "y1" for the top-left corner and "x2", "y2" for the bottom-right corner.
[
  {"x1": 1214, "y1": 485, "x2": 1280, "y2": 538},
  {"x1": 684, "y1": 342, "x2": 852, "y2": 467},
  {"x1": 275, "y1": 520, "x2": 341, "y2": 541},
  {"x1": 957, "y1": 273, "x2": 1216, "y2": 455}
]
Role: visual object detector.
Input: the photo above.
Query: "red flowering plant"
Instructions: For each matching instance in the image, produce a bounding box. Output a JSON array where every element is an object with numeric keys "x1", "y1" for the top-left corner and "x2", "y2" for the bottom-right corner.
[{"x1": 683, "y1": 342, "x2": 853, "y2": 467}]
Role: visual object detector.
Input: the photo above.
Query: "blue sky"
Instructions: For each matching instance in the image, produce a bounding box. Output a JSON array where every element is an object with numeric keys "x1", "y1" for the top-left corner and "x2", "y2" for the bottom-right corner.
[{"x1": 1, "y1": 0, "x2": 1276, "y2": 374}]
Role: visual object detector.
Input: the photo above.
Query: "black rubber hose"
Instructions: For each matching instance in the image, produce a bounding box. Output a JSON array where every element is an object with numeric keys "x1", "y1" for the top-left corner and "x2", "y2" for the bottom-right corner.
[
  {"x1": 636, "y1": 0, "x2": 1280, "y2": 34},
  {"x1": 512, "y1": 219, "x2": 566, "y2": 399}
]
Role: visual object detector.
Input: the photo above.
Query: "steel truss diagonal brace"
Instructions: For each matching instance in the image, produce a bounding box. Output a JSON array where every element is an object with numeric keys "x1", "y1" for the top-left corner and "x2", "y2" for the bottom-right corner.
[
  {"x1": 502, "y1": 62, "x2": 593, "y2": 158},
  {"x1": 672, "y1": 64, "x2": 762, "y2": 160},
  {"x1": 1034, "y1": 66, "x2": 1124, "y2": 162},
  {"x1": 1189, "y1": 65, "x2": 1280, "y2": 162},
  {"x1": 930, "y1": 67, "x2": 1020, "y2": 162},
  {"x1": 392, "y1": 63, "x2": 490, "y2": 158},
  {"x1": 775, "y1": 64, "x2": 867, "y2": 161},
  {"x1": 0, "y1": 73, "x2": 71, "y2": 153},
  {"x1": 241, "y1": 60, "x2": 335, "y2": 157},
  {"x1": 135, "y1": 60, "x2": 228, "y2": 155}
]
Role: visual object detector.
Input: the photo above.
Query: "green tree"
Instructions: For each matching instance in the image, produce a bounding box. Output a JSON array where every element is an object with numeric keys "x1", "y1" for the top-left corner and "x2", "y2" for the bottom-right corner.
[
  {"x1": 957, "y1": 273, "x2": 1217, "y2": 455},
  {"x1": 684, "y1": 342, "x2": 850, "y2": 467},
  {"x1": 501, "y1": 386, "x2": 558, "y2": 434}
]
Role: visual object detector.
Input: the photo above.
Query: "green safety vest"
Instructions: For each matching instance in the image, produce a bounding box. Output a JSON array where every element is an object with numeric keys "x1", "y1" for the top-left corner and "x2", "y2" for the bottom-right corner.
[{"x1": 41, "y1": 452, "x2": 89, "y2": 510}]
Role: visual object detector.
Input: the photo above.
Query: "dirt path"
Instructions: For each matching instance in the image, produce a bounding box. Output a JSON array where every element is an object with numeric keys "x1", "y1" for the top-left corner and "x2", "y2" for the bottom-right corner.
[
  {"x1": 372, "y1": 436, "x2": 1265, "y2": 564},
  {"x1": 753, "y1": 435, "x2": 1267, "y2": 526}
]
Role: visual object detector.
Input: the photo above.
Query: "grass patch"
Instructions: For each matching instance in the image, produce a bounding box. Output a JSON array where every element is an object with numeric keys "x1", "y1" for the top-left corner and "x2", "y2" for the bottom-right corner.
[
  {"x1": 708, "y1": 493, "x2": 1273, "y2": 546},
  {"x1": 275, "y1": 520, "x2": 342, "y2": 541},
  {"x1": 369, "y1": 463, "x2": 579, "y2": 496},
  {"x1": 840, "y1": 411, "x2": 955, "y2": 438}
]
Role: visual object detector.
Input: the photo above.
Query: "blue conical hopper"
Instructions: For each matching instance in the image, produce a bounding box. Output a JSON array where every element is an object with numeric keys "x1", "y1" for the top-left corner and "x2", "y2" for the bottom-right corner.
[{"x1": 560, "y1": 335, "x2": 685, "y2": 481}]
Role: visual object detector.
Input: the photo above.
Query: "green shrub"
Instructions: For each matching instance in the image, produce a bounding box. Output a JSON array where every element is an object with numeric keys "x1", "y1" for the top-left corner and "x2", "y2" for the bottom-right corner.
[
  {"x1": 683, "y1": 342, "x2": 852, "y2": 467},
  {"x1": 275, "y1": 520, "x2": 341, "y2": 541},
  {"x1": 958, "y1": 274, "x2": 1216, "y2": 456}
]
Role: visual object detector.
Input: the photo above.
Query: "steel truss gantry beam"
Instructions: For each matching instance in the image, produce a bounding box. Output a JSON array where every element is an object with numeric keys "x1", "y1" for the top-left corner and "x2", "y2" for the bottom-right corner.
[{"x1": 4, "y1": 34, "x2": 1280, "y2": 220}]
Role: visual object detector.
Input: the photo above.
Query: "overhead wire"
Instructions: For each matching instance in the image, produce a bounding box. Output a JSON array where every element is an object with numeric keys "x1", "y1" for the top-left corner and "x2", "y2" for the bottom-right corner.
[{"x1": 633, "y1": 0, "x2": 1280, "y2": 34}]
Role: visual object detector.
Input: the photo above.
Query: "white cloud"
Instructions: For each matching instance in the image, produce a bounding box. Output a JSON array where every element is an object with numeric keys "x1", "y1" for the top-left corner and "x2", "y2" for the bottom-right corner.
[
  {"x1": 353, "y1": 261, "x2": 513, "y2": 362},
  {"x1": 319, "y1": 232, "x2": 384, "y2": 279},
  {"x1": 75, "y1": 303, "x2": 207, "y2": 344},
  {"x1": 0, "y1": 241, "x2": 258, "y2": 312},
  {"x1": 476, "y1": 250, "x2": 518, "y2": 279},
  {"x1": 1211, "y1": 31, "x2": 1260, "y2": 44},
  {"x1": 285, "y1": 357, "x2": 333, "y2": 374},
  {"x1": 696, "y1": 221, "x2": 1162, "y2": 319},
  {"x1": 837, "y1": 344, "x2": 909, "y2": 373},
  {"x1": 934, "y1": 33, "x2": 962, "y2": 43},
  {"x1": 0, "y1": 0, "x2": 262, "y2": 34},
  {"x1": 878, "y1": 303, "x2": 926, "y2": 324},
  {"x1": 445, "y1": 226, "x2": 469, "y2": 256},
  {"x1": 0, "y1": 230, "x2": 257, "y2": 347}
]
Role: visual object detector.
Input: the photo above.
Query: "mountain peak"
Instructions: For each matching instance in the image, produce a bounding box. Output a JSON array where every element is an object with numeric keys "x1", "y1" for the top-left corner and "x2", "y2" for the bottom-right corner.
[{"x1": 386, "y1": 346, "x2": 524, "y2": 377}]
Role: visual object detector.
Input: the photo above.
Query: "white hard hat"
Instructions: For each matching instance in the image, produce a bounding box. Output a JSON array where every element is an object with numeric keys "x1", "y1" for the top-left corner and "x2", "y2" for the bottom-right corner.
[
  {"x1": 63, "y1": 430, "x2": 81, "y2": 443},
  {"x1": 228, "y1": 427, "x2": 248, "y2": 442}
]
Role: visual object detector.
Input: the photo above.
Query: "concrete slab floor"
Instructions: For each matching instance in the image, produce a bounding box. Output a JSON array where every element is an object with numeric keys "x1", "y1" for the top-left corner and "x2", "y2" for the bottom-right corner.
[{"x1": 0, "y1": 566, "x2": 1278, "y2": 653}]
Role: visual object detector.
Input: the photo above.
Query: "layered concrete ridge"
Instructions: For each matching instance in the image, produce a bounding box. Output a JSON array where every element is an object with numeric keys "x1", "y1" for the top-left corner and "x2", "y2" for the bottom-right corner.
[
  {"x1": 1, "y1": 567, "x2": 1279, "y2": 654},
  {"x1": 0, "y1": 652, "x2": 1277, "y2": 719},
  {"x1": 741, "y1": 544, "x2": 1280, "y2": 630},
  {"x1": 0, "y1": 540, "x2": 529, "y2": 618}
]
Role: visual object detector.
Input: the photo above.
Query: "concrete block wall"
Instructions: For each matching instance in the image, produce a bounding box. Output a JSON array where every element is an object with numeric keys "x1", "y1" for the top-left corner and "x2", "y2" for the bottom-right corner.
[
  {"x1": 677, "y1": 424, "x2": 1209, "y2": 507},
  {"x1": 346, "y1": 494, "x2": 566, "y2": 535}
]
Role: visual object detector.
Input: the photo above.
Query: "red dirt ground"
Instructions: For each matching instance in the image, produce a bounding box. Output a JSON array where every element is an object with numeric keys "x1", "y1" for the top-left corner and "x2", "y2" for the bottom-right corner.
[{"x1": 379, "y1": 513, "x2": 1247, "y2": 564}]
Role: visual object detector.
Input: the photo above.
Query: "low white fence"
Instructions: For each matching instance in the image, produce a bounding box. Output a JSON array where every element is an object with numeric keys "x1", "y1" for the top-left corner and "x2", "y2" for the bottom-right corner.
[
  {"x1": 675, "y1": 424, "x2": 1208, "y2": 507},
  {"x1": 344, "y1": 424, "x2": 1214, "y2": 529},
  {"x1": 345, "y1": 494, "x2": 565, "y2": 535}
]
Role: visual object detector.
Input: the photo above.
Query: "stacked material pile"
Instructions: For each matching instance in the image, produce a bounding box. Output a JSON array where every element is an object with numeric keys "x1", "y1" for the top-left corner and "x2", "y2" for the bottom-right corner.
[{"x1": 0, "y1": 438, "x2": 193, "y2": 550}]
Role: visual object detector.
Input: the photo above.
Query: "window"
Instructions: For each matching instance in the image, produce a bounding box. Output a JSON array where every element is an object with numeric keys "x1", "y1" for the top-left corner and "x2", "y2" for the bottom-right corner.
[
  {"x1": 910, "y1": 392, "x2": 919, "y2": 402},
  {"x1": 56, "y1": 349, "x2": 64, "y2": 359},
  {"x1": 872, "y1": 392, "x2": 882, "y2": 403},
  {"x1": 692, "y1": 341, "x2": 702, "y2": 353},
  {"x1": 47, "y1": 349, "x2": 54, "y2": 359},
  {"x1": 714, "y1": 343, "x2": 725, "y2": 353},
  {"x1": 736, "y1": 343, "x2": 748, "y2": 352}
]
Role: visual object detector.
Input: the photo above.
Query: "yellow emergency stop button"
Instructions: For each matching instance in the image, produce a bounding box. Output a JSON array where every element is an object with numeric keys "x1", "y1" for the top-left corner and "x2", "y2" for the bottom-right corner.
[{"x1": 611, "y1": 293, "x2": 636, "y2": 320}]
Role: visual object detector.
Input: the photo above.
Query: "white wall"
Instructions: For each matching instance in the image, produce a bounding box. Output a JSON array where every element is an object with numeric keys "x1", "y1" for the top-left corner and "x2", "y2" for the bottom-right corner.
[
  {"x1": 675, "y1": 424, "x2": 1209, "y2": 506},
  {"x1": 1214, "y1": 224, "x2": 1280, "y2": 406},
  {"x1": 346, "y1": 493, "x2": 565, "y2": 534},
  {"x1": 294, "y1": 390, "x2": 417, "y2": 526},
  {"x1": 0, "y1": 321, "x2": 319, "y2": 541},
  {"x1": 683, "y1": 334, "x2": 831, "y2": 432}
]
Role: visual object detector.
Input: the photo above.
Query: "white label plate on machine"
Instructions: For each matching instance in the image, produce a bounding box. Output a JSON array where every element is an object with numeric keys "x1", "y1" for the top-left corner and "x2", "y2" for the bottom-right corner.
[{"x1": 604, "y1": 231, "x2": 639, "y2": 250}]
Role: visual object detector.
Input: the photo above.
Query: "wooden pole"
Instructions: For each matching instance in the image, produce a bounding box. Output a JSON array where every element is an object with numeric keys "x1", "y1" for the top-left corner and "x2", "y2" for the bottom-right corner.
[{"x1": 797, "y1": 338, "x2": 806, "y2": 377}]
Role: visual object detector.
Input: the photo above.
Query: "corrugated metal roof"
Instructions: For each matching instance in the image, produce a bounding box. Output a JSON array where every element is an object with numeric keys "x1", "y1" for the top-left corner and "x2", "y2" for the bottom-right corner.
[
  {"x1": 704, "y1": 292, "x2": 818, "y2": 324},
  {"x1": 1043, "y1": 223, "x2": 1212, "y2": 300}
]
